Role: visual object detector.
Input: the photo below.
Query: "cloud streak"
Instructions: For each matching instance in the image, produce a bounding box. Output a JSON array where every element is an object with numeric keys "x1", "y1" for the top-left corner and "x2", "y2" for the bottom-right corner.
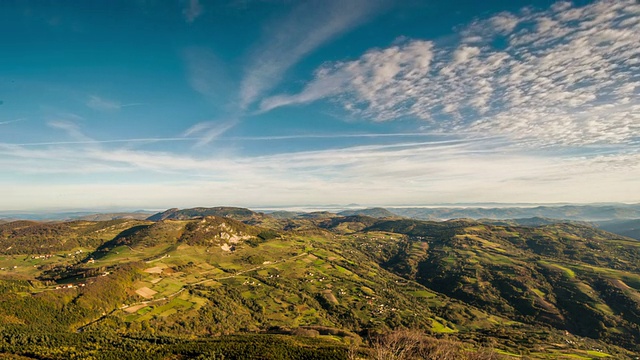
[
  {"x1": 6, "y1": 132, "x2": 470, "y2": 147},
  {"x1": 0, "y1": 118, "x2": 25, "y2": 125},
  {"x1": 239, "y1": 0, "x2": 385, "y2": 110},
  {"x1": 183, "y1": 119, "x2": 240, "y2": 146},
  {"x1": 86, "y1": 95, "x2": 143, "y2": 111}
]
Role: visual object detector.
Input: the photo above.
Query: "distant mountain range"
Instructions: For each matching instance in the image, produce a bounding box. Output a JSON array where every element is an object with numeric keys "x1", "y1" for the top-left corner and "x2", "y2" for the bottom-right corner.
[
  {"x1": 4, "y1": 204, "x2": 640, "y2": 221},
  {"x1": 3, "y1": 204, "x2": 640, "y2": 240},
  {"x1": 386, "y1": 204, "x2": 640, "y2": 221}
]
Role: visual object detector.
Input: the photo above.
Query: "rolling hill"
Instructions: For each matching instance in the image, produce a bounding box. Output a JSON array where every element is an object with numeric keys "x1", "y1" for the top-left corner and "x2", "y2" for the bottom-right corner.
[
  {"x1": 365, "y1": 220, "x2": 640, "y2": 347},
  {"x1": 390, "y1": 204, "x2": 640, "y2": 221},
  {"x1": 0, "y1": 210, "x2": 638, "y2": 359},
  {"x1": 146, "y1": 206, "x2": 262, "y2": 222}
]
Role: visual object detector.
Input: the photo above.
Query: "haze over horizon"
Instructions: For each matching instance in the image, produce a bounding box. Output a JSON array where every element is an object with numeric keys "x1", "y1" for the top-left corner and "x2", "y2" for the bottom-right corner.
[
  {"x1": 1, "y1": 0, "x2": 639, "y2": 211},
  {"x1": 3, "y1": 202, "x2": 640, "y2": 216}
]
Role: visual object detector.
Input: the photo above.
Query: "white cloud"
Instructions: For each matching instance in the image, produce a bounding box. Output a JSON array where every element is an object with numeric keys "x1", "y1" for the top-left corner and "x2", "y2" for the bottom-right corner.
[
  {"x1": 490, "y1": 12, "x2": 520, "y2": 34},
  {"x1": 262, "y1": 0, "x2": 640, "y2": 147},
  {"x1": 260, "y1": 40, "x2": 434, "y2": 115},
  {"x1": 452, "y1": 46, "x2": 481, "y2": 64},
  {"x1": 459, "y1": 11, "x2": 520, "y2": 43},
  {"x1": 183, "y1": 0, "x2": 203, "y2": 23}
]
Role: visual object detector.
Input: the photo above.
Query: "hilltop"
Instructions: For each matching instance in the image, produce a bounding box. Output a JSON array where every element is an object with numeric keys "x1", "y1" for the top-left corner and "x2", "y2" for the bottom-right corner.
[{"x1": 147, "y1": 206, "x2": 262, "y2": 222}]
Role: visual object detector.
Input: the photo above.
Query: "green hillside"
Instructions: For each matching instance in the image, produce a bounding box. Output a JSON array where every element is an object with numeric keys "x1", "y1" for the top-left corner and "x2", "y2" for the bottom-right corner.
[
  {"x1": 367, "y1": 220, "x2": 640, "y2": 348},
  {"x1": 0, "y1": 212, "x2": 638, "y2": 359},
  {"x1": 0, "y1": 219, "x2": 151, "y2": 255}
]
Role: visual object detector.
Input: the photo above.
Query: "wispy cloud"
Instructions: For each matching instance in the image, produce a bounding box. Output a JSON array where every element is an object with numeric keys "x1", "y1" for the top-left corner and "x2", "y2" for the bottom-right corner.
[
  {"x1": 183, "y1": 119, "x2": 239, "y2": 146},
  {"x1": 183, "y1": 47, "x2": 230, "y2": 103},
  {"x1": 1, "y1": 135, "x2": 638, "y2": 209},
  {"x1": 239, "y1": 0, "x2": 386, "y2": 110},
  {"x1": 182, "y1": 0, "x2": 203, "y2": 23},
  {"x1": 262, "y1": 0, "x2": 640, "y2": 147},
  {"x1": 9, "y1": 138, "x2": 194, "y2": 147},
  {"x1": 86, "y1": 95, "x2": 120, "y2": 111},
  {"x1": 86, "y1": 95, "x2": 143, "y2": 111},
  {"x1": 48, "y1": 120, "x2": 93, "y2": 142},
  {"x1": 0, "y1": 118, "x2": 26, "y2": 125},
  {"x1": 184, "y1": 0, "x2": 385, "y2": 145}
]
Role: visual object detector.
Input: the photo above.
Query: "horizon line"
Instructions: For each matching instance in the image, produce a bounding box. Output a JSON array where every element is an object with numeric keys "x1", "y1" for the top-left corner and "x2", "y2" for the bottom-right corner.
[{"x1": 2, "y1": 201, "x2": 639, "y2": 215}]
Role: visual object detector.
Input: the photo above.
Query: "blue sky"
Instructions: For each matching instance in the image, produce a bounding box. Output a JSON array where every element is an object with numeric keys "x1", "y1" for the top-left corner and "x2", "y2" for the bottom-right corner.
[{"x1": 0, "y1": 0, "x2": 639, "y2": 210}]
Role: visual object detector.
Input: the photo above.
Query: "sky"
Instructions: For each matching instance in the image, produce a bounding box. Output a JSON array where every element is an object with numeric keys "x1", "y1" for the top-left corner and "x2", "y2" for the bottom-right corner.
[{"x1": 0, "y1": 0, "x2": 639, "y2": 211}]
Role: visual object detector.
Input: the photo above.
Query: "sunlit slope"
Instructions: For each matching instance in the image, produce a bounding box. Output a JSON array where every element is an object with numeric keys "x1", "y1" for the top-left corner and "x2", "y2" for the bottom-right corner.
[{"x1": 0, "y1": 219, "x2": 152, "y2": 254}]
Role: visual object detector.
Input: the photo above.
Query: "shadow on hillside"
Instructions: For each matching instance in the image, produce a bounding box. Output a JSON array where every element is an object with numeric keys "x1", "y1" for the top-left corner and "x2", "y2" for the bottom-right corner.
[{"x1": 91, "y1": 225, "x2": 152, "y2": 259}]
